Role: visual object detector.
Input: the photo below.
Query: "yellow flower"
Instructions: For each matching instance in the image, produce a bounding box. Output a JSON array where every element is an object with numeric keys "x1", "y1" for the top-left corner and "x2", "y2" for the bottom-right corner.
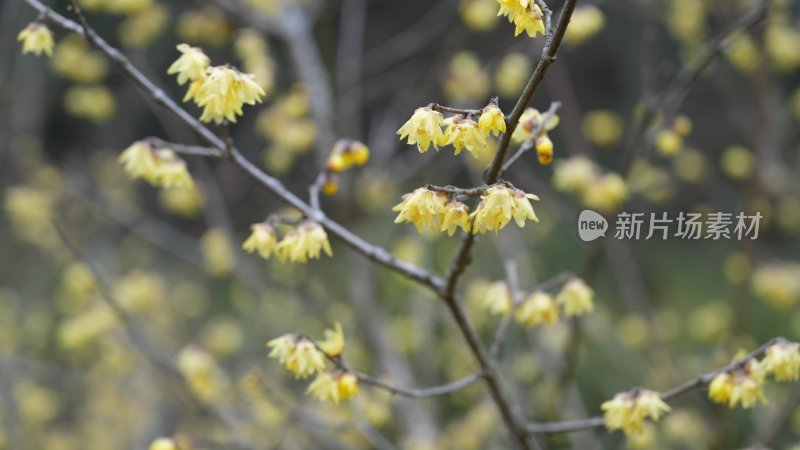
[
  {"x1": 763, "y1": 341, "x2": 800, "y2": 382},
  {"x1": 535, "y1": 136, "x2": 553, "y2": 165},
  {"x1": 581, "y1": 173, "x2": 629, "y2": 213},
  {"x1": 470, "y1": 185, "x2": 539, "y2": 234},
  {"x1": 556, "y1": 278, "x2": 595, "y2": 317},
  {"x1": 442, "y1": 117, "x2": 487, "y2": 158},
  {"x1": 478, "y1": 104, "x2": 506, "y2": 137},
  {"x1": 167, "y1": 43, "x2": 210, "y2": 85},
  {"x1": 497, "y1": 0, "x2": 546, "y2": 38},
  {"x1": 242, "y1": 222, "x2": 278, "y2": 259},
  {"x1": 17, "y1": 23, "x2": 54, "y2": 57},
  {"x1": 392, "y1": 187, "x2": 448, "y2": 232},
  {"x1": 177, "y1": 346, "x2": 224, "y2": 401},
  {"x1": 307, "y1": 371, "x2": 359, "y2": 404},
  {"x1": 153, "y1": 150, "x2": 194, "y2": 189},
  {"x1": 708, "y1": 372, "x2": 735, "y2": 405},
  {"x1": 512, "y1": 107, "x2": 559, "y2": 143},
  {"x1": 318, "y1": 323, "x2": 345, "y2": 357},
  {"x1": 327, "y1": 139, "x2": 370, "y2": 172},
  {"x1": 711, "y1": 359, "x2": 767, "y2": 409},
  {"x1": 119, "y1": 141, "x2": 158, "y2": 182},
  {"x1": 563, "y1": 5, "x2": 605, "y2": 46},
  {"x1": 481, "y1": 281, "x2": 513, "y2": 316},
  {"x1": 183, "y1": 76, "x2": 206, "y2": 102},
  {"x1": 148, "y1": 438, "x2": 177, "y2": 450},
  {"x1": 396, "y1": 107, "x2": 446, "y2": 153},
  {"x1": 267, "y1": 334, "x2": 327, "y2": 379},
  {"x1": 194, "y1": 65, "x2": 265, "y2": 123},
  {"x1": 277, "y1": 221, "x2": 333, "y2": 263},
  {"x1": 64, "y1": 85, "x2": 116, "y2": 123},
  {"x1": 440, "y1": 200, "x2": 471, "y2": 236},
  {"x1": 602, "y1": 389, "x2": 670, "y2": 436},
  {"x1": 552, "y1": 156, "x2": 598, "y2": 193},
  {"x1": 515, "y1": 291, "x2": 559, "y2": 327}
]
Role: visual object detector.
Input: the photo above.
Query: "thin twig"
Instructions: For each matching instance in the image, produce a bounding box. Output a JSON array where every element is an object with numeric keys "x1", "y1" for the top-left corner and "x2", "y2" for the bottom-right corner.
[
  {"x1": 500, "y1": 101, "x2": 562, "y2": 175},
  {"x1": 356, "y1": 371, "x2": 486, "y2": 398}
]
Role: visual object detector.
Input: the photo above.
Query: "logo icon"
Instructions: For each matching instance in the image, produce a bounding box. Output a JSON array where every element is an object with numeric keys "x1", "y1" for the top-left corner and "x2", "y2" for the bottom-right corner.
[{"x1": 578, "y1": 210, "x2": 608, "y2": 242}]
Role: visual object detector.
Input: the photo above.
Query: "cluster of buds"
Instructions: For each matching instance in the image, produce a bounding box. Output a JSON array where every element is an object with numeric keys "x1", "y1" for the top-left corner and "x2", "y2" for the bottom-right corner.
[
  {"x1": 242, "y1": 220, "x2": 332, "y2": 264},
  {"x1": 321, "y1": 139, "x2": 371, "y2": 195}
]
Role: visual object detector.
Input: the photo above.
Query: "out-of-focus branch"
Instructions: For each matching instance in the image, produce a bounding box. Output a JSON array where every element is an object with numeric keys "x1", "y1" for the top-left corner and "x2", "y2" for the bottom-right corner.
[
  {"x1": 356, "y1": 371, "x2": 485, "y2": 399},
  {"x1": 526, "y1": 337, "x2": 783, "y2": 435},
  {"x1": 21, "y1": 0, "x2": 445, "y2": 295}
]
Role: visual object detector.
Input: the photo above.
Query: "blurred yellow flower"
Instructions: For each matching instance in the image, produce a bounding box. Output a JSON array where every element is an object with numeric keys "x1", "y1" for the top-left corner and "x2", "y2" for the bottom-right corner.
[
  {"x1": 242, "y1": 222, "x2": 278, "y2": 260},
  {"x1": 582, "y1": 110, "x2": 623, "y2": 148},
  {"x1": 167, "y1": 43, "x2": 210, "y2": 86},
  {"x1": 17, "y1": 23, "x2": 54, "y2": 57},
  {"x1": 267, "y1": 335, "x2": 327, "y2": 379},
  {"x1": 581, "y1": 173, "x2": 628, "y2": 213},
  {"x1": 763, "y1": 341, "x2": 800, "y2": 382},
  {"x1": 277, "y1": 221, "x2": 333, "y2": 263},
  {"x1": 318, "y1": 323, "x2": 345, "y2": 357},
  {"x1": 481, "y1": 281, "x2": 513, "y2": 316},
  {"x1": 64, "y1": 85, "x2": 116, "y2": 123},
  {"x1": 602, "y1": 389, "x2": 670, "y2": 436},
  {"x1": 556, "y1": 278, "x2": 594, "y2": 317},
  {"x1": 148, "y1": 438, "x2": 177, "y2": 450},
  {"x1": 515, "y1": 291, "x2": 559, "y2": 327},
  {"x1": 307, "y1": 371, "x2": 359, "y2": 404},
  {"x1": 563, "y1": 5, "x2": 605, "y2": 46}
]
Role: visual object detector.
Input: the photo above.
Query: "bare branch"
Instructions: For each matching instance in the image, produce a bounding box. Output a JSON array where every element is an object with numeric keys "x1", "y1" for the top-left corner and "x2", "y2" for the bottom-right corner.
[
  {"x1": 356, "y1": 371, "x2": 486, "y2": 399},
  {"x1": 500, "y1": 101, "x2": 562, "y2": 175}
]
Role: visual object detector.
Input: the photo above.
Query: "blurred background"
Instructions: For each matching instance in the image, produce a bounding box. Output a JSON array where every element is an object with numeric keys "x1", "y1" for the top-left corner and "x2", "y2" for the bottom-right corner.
[{"x1": 2, "y1": 0, "x2": 800, "y2": 448}]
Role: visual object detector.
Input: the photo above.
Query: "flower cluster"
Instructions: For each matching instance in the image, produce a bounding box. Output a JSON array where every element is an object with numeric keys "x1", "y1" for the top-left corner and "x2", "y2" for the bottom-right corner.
[
  {"x1": 480, "y1": 277, "x2": 595, "y2": 327},
  {"x1": 497, "y1": 0, "x2": 546, "y2": 38},
  {"x1": 17, "y1": 22, "x2": 54, "y2": 57},
  {"x1": 601, "y1": 389, "x2": 671, "y2": 436},
  {"x1": 267, "y1": 324, "x2": 359, "y2": 404},
  {"x1": 243, "y1": 221, "x2": 332, "y2": 264},
  {"x1": 709, "y1": 340, "x2": 800, "y2": 409},
  {"x1": 119, "y1": 141, "x2": 194, "y2": 189},
  {"x1": 167, "y1": 43, "x2": 265, "y2": 124},
  {"x1": 396, "y1": 102, "x2": 507, "y2": 159},
  {"x1": 552, "y1": 155, "x2": 629, "y2": 213},
  {"x1": 327, "y1": 139, "x2": 370, "y2": 173}
]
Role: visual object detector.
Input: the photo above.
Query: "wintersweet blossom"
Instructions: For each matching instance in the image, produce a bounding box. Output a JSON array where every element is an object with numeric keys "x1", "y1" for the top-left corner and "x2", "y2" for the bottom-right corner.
[
  {"x1": 497, "y1": 0, "x2": 546, "y2": 38},
  {"x1": 762, "y1": 340, "x2": 800, "y2": 382},
  {"x1": 470, "y1": 185, "x2": 539, "y2": 234},
  {"x1": 556, "y1": 278, "x2": 595, "y2": 317},
  {"x1": 194, "y1": 65, "x2": 265, "y2": 123},
  {"x1": 440, "y1": 200, "x2": 472, "y2": 236},
  {"x1": 442, "y1": 117, "x2": 487, "y2": 158},
  {"x1": 167, "y1": 43, "x2": 210, "y2": 85},
  {"x1": 392, "y1": 187, "x2": 448, "y2": 232},
  {"x1": 515, "y1": 291, "x2": 559, "y2": 327},
  {"x1": 478, "y1": 104, "x2": 507, "y2": 137},
  {"x1": 242, "y1": 222, "x2": 278, "y2": 259},
  {"x1": 17, "y1": 23, "x2": 54, "y2": 57},
  {"x1": 318, "y1": 323, "x2": 345, "y2": 357},
  {"x1": 396, "y1": 107, "x2": 446, "y2": 153},
  {"x1": 481, "y1": 281, "x2": 513, "y2": 316},
  {"x1": 277, "y1": 221, "x2": 333, "y2": 263},
  {"x1": 307, "y1": 371, "x2": 359, "y2": 404},
  {"x1": 267, "y1": 334, "x2": 327, "y2": 379},
  {"x1": 602, "y1": 389, "x2": 670, "y2": 436},
  {"x1": 708, "y1": 358, "x2": 766, "y2": 409}
]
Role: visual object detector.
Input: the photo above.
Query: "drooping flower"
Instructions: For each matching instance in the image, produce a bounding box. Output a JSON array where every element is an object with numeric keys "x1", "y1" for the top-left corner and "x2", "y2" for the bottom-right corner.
[
  {"x1": 440, "y1": 200, "x2": 472, "y2": 236},
  {"x1": 708, "y1": 358, "x2": 767, "y2": 409},
  {"x1": 396, "y1": 107, "x2": 446, "y2": 153},
  {"x1": 267, "y1": 334, "x2": 327, "y2": 379},
  {"x1": 480, "y1": 281, "x2": 513, "y2": 316},
  {"x1": 556, "y1": 278, "x2": 595, "y2": 317},
  {"x1": 194, "y1": 65, "x2": 265, "y2": 123},
  {"x1": 512, "y1": 107, "x2": 559, "y2": 143},
  {"x1": 277, "y1": 221, "x2": 333, "y2": 263},
  {"x1": 708, "y1": 372, "x2": 735, "y2": 405},
  {"x1": 535, "y1": 135, "x2": 554, "y2": 165},
  {"x1": 318, "y1": 323, "x2": 345, "y2": 357},
  {"x1": 242, "y1": 222, "x2": 278, "y2": 259},
  {"x1": 478, "y1": 104, "x2": 507, "y2": 137},
  {"x1": 152, "y1": 149, "x2": 194, "y2": 189},
  {"x1": 442, "y1": 117, "x2": 487, "y2": 158},
  {"x1": 602, "y1": 389, "x2": 670, "y2": 436},
  {"x1": 392, "y1": 187, "x2": 448, "y2": 232},
  {"x1": 307, "y1": 371, "x2": 359, "y2": 404},
  {"x1": 763, "y1": 340, "x2": 800, "y2": 382},
  {"x1": 470, "y1": 185, "x2": 539, "y2": 234},
  {"x1": 515, "y1": 291, "x2": 559, "y2": 327},
  {"x1": 167, "y1": 43, "x2": 210, "y2": 85},
  {"x1": 17, "y1": 23, "x2": 54, "y2": 57},
  {"x1": 119, "y1": 141, "x2": 158, "y2": 182},
  {"x1": 327, "y1": 139, "x2": 370, "y2": 172},
  {"x1": 497, "y1": 0, "x2": 546, "y2": 38}
]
